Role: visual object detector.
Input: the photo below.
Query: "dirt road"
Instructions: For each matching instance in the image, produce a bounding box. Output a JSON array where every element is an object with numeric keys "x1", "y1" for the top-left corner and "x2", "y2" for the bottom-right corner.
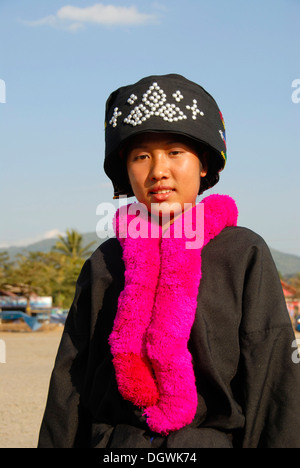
[{"x1": 0, "y1": 330, "x2": 62, "y2": 448}]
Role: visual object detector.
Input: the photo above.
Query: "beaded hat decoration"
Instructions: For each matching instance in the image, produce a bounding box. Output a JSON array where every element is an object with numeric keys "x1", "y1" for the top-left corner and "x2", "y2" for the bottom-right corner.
[{"x1": 104, "y1": 74, "x2": 227, "y2": 199}]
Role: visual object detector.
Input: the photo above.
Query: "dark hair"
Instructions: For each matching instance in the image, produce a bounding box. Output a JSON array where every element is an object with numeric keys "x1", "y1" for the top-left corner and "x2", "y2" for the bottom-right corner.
[{"x1": 198, "y1": 148, "x2": 220, "y2": 195}]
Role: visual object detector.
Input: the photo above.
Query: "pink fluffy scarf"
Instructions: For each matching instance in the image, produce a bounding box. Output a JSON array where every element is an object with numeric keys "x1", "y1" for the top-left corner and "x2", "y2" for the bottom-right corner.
[{"x1": 108, "y1": 194, "x2": 238, "y2": 435}]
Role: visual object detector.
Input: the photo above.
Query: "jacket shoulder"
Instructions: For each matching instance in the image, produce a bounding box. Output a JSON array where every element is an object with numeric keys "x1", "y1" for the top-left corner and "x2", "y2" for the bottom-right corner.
[
  {"x1": 88, "y1": 237, "x2": 124, "y2": 280},
  {"x1": 204, "y1": 225, "x2": 273, "y2": 265},
  {"x1": 217, "y1": 225, "x2": 268, "y2": 248}
]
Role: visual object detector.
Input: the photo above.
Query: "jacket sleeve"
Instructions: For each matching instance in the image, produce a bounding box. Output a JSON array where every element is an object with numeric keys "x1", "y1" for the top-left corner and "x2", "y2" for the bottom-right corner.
[
  {"x1": 239, "y1": 237, "x2": 300, "y2": 448},
  {"x1": 38, "y1": 259, "x2": 92, "y2": 448}
]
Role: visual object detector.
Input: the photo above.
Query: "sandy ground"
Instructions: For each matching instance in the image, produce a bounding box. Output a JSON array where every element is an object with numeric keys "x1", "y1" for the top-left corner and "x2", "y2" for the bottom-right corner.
[
  {"x1": 1, "y1": 327, "x2": 300, "y2": 449},
  {"x1": 0, "y1": 328, "x2": 63, "y2": 448}
]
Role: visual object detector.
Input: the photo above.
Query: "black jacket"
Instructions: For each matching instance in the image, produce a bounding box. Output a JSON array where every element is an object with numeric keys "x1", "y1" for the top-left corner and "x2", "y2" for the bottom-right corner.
[{"x1": 38, "y1": 226, "x2": 300, "y2": 448}]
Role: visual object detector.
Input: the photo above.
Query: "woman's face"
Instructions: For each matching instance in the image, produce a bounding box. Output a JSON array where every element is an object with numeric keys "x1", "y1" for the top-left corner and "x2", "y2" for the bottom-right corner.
[{"x1": 126, "y1": 133, "x2": 207, "y2": 220}]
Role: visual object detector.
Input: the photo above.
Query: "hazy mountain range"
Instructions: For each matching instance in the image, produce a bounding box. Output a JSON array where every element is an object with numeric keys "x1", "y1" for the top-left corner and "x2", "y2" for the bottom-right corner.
[{"x1": 1, "y1": 232, "x2": 300, "y2": 277}]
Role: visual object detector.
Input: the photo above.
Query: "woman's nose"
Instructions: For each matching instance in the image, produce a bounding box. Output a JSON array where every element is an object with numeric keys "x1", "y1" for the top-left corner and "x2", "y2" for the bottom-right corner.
[{"x1": 149, "y1": 153, "x2": 170, "y2": 181}]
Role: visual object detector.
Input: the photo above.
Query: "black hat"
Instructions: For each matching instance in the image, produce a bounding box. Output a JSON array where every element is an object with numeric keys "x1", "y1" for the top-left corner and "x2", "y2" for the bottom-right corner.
[{"x1": 104, "y1": 74, "x2": 227, "y2": 198}]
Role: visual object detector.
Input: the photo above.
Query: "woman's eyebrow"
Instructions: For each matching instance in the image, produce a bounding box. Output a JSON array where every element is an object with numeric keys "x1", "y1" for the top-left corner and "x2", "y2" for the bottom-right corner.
[{"x1": 128, "y1": 140, "x2": 189, "y2": 153}]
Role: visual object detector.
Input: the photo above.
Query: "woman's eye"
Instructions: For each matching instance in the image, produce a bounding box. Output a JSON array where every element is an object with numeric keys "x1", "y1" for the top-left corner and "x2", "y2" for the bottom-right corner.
[
  {"x1": 134, "y1": 154, "x2": 149, "y2": 161},
  {"x1": 169, "y1": 150, "x2": 183, "y2": 156}
]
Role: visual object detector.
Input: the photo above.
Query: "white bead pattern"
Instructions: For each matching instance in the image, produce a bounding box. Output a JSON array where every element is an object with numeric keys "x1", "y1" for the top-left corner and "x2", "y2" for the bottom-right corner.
[
  {"x1": 127, "y1": 94, "x2": 138, "y2": 105},
  {"x1": 219, "y1": 130, "x2": 225, "y2": 143},
  {"x1": 123, "y1": 82, "x2": 188, "y2": 126},
  {"x1": 108, "y1": 83, "x2": 205, "y2": 128},
  {"x1": 186, "y1": 99, "x2": 204, "y2": 120},
  {"x1": 109, "y1": 107, "x2": 122, "y2": 127},
  {"x1": 172, "y1": 90, "x2": 184, "y2": 102}
]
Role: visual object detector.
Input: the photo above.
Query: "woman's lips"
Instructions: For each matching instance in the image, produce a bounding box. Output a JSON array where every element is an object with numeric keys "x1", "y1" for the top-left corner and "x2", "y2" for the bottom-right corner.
[{"x1": 149, "y1": 188, "x2": 175, "y2": 202}]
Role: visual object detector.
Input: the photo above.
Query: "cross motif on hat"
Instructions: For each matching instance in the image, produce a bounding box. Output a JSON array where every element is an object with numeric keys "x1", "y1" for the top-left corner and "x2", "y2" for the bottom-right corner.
[
  {"x1": 186, "y1": 99, "x2": 204, "y2": 120},
  {"x1": 109, "y1": 107, "x2": 122, "y2": 128}
]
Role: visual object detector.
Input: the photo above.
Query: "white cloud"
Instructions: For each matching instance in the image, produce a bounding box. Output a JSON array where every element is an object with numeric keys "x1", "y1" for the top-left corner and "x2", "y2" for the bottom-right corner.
[{"x1": 21, "y1": 3, "x2": 158, "y2": 31}]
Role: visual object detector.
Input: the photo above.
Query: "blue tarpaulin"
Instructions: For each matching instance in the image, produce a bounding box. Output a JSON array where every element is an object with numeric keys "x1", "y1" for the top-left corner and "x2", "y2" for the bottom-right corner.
[
  {"x1": 0, "y1": 311, "x2": 42, "y2": 331},
  {"x1": 50, "y1": 313, "x2": 67, "y2": 325}
]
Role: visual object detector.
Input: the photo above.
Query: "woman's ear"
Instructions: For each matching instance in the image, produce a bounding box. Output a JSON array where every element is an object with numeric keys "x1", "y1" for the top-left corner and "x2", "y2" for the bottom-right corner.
[{"x1": 200, "y1": 151, "x2": 209, "y2": 177}]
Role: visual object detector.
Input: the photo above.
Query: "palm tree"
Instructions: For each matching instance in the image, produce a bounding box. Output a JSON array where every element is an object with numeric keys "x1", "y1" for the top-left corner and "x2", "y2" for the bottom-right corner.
[{"x1": 52, "y1": 229, "x2": 96, "y2": 259}]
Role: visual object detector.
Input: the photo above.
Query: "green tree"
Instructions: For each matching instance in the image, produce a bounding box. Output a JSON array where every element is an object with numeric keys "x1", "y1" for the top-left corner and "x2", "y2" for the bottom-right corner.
[
  {"x1": 52, "y1": 229, "x2": 95, "y2": 259},
  {"x1": 4, "y1": 252, "x2": 52, "y2": 311},
  {"x1": 0, "y1": 251, "x2": 12, "y2": 289},
  {"x1": 1, "y1": 251, "x2": 85, "y2": 310},
  {"x1": 0, "y1": 230, "x2": 94, "y2": 310}
]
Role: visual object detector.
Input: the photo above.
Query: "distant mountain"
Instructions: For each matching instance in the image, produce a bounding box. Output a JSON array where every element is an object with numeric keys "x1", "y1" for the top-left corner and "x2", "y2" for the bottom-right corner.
[
  {"x1": 269, "y1": 248, "x2": 300, "y2": 277},
  {"x1": 0, "y1": 232, "x2": 104, "y2": 260},
  {"x1": 1, "y1": 233, "x2": 300, "y2": 277}
]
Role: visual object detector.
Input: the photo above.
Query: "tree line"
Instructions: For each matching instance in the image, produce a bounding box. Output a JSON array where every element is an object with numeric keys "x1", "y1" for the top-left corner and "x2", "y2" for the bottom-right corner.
[{"x1": 0, "y1": 230, "x2": 96, "y2": 309}]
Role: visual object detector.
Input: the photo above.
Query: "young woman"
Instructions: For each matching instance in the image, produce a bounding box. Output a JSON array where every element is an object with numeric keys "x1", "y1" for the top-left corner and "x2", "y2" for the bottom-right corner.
[{"x1": 38, "y1": 74, "x2": 300, "y2": 448}]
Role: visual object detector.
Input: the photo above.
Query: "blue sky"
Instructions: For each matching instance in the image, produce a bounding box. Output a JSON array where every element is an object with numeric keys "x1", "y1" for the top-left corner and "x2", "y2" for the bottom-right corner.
[{"x1": 0, "y1": 0, "x2": 299, "y2": 255}]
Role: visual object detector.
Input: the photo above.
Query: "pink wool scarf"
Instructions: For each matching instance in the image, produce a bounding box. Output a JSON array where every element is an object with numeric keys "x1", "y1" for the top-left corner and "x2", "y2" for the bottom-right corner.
[{"x1": 108, "y1": 194, "x2": 238, "y2": 435}]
